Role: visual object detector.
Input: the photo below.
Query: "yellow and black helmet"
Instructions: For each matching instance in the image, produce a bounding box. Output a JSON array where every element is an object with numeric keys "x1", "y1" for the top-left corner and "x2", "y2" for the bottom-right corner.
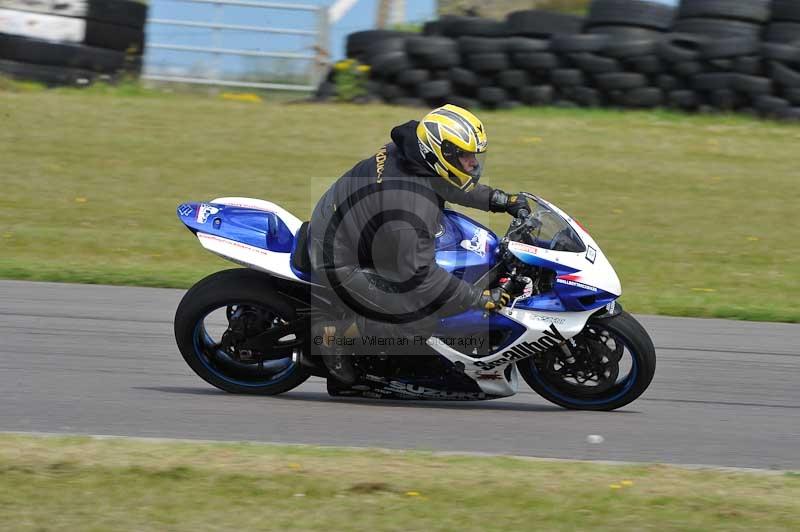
[{"x1": 417, "y1": 104, "x2": 488, "y2": 192}]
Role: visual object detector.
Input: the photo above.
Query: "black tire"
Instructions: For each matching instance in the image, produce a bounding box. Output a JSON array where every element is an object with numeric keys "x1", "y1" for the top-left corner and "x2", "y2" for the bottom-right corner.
[
  {"x1": 0, "y1": 57, "x2": 107, "y2": 86},
  {"x1": 438, "y1": 15, "x2": 472, "y2": 37},
  {"x1": 673, "y1": 18, "x2": 762, "y2": 40},
  {"x1": 784, "y1": 88, "x2": 800, "y2": 105},
  {"x1": 776, "y1": 107, "x2": 800, "y2": 120},
  {"x1": 621, "y1": 87, "x2": 663, "y2": 107},
  {"x1": 551, "y1": 68, "x2": 584, "y2": 87},
  {"x1": 0, "y1": 33, "x2": 134, "y2": 72},
  {"x1": 678, "y1": 0, "x2": 770, "y2": 24},
  {"x1": 587, "y1": 0, "x2": 676, "y2": 31},
  {"x1": 477, "y1": 86, "x2": 508, "y2": 105},
  {"x1": 466, "y1": 53, "x2": 509, "y2": 73},
  {"x1": 755, "y1": 95, "x2": 791, "y2": 116},
  {"x1": 395, "y1": 69, "x2": 430, "y2": 87},
  {"x1": 551, "y1": 34, "x2": 610, "y2": 53},
  {"x1": 416, "y1": 79, "x2": 452, "y2": 99},
  {"x1": 706, "y1": 58, "x2": 734, "y2": 71},
  {"x1": 314, "y1": 81, "x2": 336, "y2": 101},
  {"x1": 506, "y1": 37, "x2": 549, "y2": 53},
  {"x1": 657, "y1": 33, "x2": 708, "y2": 63},
  {"x1": 174, "y1": 269, "x2": 310, "y2": 395},
  {"x1": 762, "y1": 42, "x2": 800, "y2": 63},
  {"x1": 458, "y1": 36, "x2": 508, "y2": 54},
  {"x1": 449, "y1": 67, "x2": 479, "y2": 88},
  {"x1": 422, "y1": 20, "x2": 443, "y2": 36},
  {"x1": 379, "y1": 82, "x2": 406, "y2": 100},
  {"x1": 672, "y1": 61, "x2": 704, "y2": 76},
  {"x1": 623, "y1": 54, "x2": 664, "y2": 74},
  {"x1": 565, "y1": 86, "x2": 604, "y2": 107},
  {"x1": 347, "y1": 30, "x2": 411, "y2": 58},
  {"x1": 585, "y1": 25, "x2": 665, "y2": 40},
  {"x1": 518, "y1": 311, "x2": 656, "y2": 411},
  {"x1": 519, "y1": 84, "x2": 554, "y2": 105},
  {"x1": 772, "y1": 0, "x2": 800, "y2": 23},
  {"x1": 449, "y1": 17, "x2": 508, "y2": 38},
  {"x1": 595, "y1": 72, "x2": 648, "y2": 90},
  {"x1": 407, "y1": 36, "x2": 457, "y2": 56},
  {"x1": 657, "y1": 74, "x2": 683, "y2": 91},
  {"x1": 603, "y1": 38, "x2": 657, "y2": 58},
  {"x1": 771, "y1": 61, "x2": 800, "y2": 88},
  {"x1": 709, "y1": 88, "x2": 744, "y2": 110},
  {"x1": 691, "y1": 72, "x2": 734, "y2": 90},
  {"x1": 418, "y1": 52, "x2": 461, "y2": 69},
  {"x1": 765, "y1": 22, "x2": 800, "y2": 43},
  {"x1": 496, "y1": 69, "x2": 531, "y2": 89},
  {"x1": 363, "y1": 37, "x2": 408, "y2": 61},
  {"x1": 370, "y1": 52, "x2": 411, "y2": 78},
  {"x1": 732, "y1": 74, "x2": 772, "y2": 94},
  {"x1": 406, "y1": 37, "x2": 460, "y2": 69},
  {"x1": 506, "y1": 10, "x2": 583, "y2": 38},
  {"x1": 668, "y1": 89, "x2": 700, "y2": 109},
  {"x1": 700, "y1": 37, "x2": 760, "y2": 60},
  {"x1": 571, "y1": 53, "x2": 621, "y2": 74},
  {"x1": 733, "y1": 56, "x2": 764, "y2": 76},
  {"x1": 78, "y1": 19, "x2": 144, "y2": 53},
  {"x1": 512, "y1": 52, "x2": 560, "y2": 70},
  {"x1": 1, "y1": 0, "x2": 148, "y2": 29}
]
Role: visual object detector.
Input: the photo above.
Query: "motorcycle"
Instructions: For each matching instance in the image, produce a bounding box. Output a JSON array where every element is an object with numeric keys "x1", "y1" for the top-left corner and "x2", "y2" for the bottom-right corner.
[{"x1": 174, "y1": 193, "x2": 656, "y2": 411}]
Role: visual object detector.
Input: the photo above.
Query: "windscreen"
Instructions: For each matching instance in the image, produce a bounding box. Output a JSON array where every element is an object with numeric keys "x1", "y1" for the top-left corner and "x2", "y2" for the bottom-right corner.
[{"x1": 518, "y1": 197, "x2": 586, "y2": 253}]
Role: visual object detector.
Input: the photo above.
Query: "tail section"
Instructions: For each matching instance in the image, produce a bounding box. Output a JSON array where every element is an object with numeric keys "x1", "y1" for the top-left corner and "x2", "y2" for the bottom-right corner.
[{"x1": 177, "y1": 197, "x2": 306, "y2": 282}]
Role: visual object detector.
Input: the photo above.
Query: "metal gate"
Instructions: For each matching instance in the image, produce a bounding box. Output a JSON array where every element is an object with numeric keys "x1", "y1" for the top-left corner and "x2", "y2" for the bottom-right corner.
[{"x1": 143, "y1": 0, "x2": 329, "y2": 92}]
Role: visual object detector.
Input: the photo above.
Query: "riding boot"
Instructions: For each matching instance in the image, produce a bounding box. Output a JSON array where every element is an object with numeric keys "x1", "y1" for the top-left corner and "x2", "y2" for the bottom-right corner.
[{"x1": 313, "y1": 320, "x2": 358, "y2": 385}]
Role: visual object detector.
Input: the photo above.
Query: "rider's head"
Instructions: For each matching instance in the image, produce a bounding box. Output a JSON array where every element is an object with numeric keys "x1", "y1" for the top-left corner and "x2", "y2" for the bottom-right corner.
[{"x1": 417, "y1": 104, "x2": 488, "y2": 192}]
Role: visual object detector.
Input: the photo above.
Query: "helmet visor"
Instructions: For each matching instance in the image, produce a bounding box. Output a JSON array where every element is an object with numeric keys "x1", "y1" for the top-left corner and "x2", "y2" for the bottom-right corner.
[{"x1": 443, "y1": 145, "x2": 488, "y2": 182}]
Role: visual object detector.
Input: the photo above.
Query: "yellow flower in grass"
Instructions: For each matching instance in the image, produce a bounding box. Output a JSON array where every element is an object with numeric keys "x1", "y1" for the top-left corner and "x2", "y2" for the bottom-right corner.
[
  {"x1": 221, "y1": 92, "x2": 262, "y2": 103},
  {"x1": 357, "y1": 64, "x2": 371, "y2": 73}
]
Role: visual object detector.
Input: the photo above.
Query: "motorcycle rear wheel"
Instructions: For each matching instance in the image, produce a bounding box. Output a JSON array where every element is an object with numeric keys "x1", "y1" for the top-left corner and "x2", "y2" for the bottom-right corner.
[
  {"x1": 174, "y1": 268, "x2": 310, "y2": 394},
  {"x1": 518, "y1": 311, "x2": 656, "y2": 411}
]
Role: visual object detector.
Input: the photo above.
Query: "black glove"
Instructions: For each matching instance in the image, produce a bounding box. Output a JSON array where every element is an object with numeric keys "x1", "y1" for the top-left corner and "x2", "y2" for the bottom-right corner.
[
  {"x1": 475, "y1": 287, "x2": 511, "y2": 313},
  {"x1": 490, "y1": 189, "x2": 530, "y2": 217}
]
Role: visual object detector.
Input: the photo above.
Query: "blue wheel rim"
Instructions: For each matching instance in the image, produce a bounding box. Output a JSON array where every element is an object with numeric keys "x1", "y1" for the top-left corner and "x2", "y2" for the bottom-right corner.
[
  {"x1": 528, "y1": 330, "x2": 638, "y2": 407},
  {"x1": 191, "y1": 308, "x2": 297, "y2": 388}
]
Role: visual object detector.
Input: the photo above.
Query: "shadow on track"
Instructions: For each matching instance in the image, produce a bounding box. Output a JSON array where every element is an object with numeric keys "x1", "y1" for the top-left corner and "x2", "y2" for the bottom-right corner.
[{"x1": 135, "y1": 386, "x2": 642, "y2": 414}]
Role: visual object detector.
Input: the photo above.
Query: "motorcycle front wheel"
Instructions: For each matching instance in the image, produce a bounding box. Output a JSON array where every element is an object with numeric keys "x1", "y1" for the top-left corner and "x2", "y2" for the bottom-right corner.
[{"x1": 517, "y1": 311, "x2": 656, "y2": 411}]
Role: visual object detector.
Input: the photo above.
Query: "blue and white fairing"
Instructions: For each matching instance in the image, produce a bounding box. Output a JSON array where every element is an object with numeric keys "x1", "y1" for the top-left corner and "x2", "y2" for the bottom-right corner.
[
  {"x1": 177, "y1": 197, "x2": 304, "y2": 281},
  {"x1": 426, "y1": 196, "x2": 623, "y2": 398}
]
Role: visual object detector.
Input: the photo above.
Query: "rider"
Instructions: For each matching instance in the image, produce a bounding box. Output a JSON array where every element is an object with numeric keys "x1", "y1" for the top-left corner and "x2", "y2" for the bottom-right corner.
[{"x1": 307, "y1": 104, "x2": 530, "y2": 384}]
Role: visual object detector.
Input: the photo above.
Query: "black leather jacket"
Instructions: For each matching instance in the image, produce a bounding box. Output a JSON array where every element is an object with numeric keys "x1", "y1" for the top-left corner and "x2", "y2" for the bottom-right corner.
[{"x1": 308, "y1": 120, "x2": 499, "y2": 316}]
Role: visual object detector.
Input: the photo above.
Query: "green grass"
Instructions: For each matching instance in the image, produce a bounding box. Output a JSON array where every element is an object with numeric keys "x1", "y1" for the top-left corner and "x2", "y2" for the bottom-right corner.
[
  {"x1": 1, "y1": 433, "x2": 798, "y2": 531},
  {"x1": 1, "y1": 85, "x2": 798, "y2": 322}
]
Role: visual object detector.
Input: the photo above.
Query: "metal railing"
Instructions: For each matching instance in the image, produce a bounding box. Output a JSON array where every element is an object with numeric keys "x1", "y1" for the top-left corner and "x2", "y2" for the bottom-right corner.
[{"x1": 143, "y1": 0, "x2": 329, "y2": 92}]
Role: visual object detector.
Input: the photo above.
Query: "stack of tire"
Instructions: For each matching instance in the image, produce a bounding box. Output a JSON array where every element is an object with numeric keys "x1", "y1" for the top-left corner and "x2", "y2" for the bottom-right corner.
[
  {"x1": 0, "y1": 0, "x2": 146, "y2": 86},
  {"x1": 351, "y1": 11, "x2": 585, "y2": 109},
  {"x1": 323, "y1": 2, "x2": 800, "y2": 122},
  {"x1": 761, "y1": 0, "x2": 800, "y2": 119},
  {"x1": 549, "y1": 0, "x2": 675, "y2": 109},
  {"x1": 658, "y1": 0, "x2": 773, "y2": 113}
]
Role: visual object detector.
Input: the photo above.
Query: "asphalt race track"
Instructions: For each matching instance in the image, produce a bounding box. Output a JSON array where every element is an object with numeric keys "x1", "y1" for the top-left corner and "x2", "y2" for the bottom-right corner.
[{"x1": 1, "y1": 280, "x2": 798, "y2": 470}]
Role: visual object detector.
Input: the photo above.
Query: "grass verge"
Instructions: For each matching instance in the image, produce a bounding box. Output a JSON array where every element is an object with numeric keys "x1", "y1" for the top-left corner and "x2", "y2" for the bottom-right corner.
[
  {"x1": 0, "y1": 433, "x2": 798, "y2": 531},
  {"x1": 1, "y1": 85, "x2": 798, "y2": 322}
]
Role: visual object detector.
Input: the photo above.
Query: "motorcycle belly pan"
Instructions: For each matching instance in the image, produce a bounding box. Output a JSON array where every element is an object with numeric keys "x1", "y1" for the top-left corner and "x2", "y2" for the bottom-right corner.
[{"x1": 427, "y1": 308, "x2": 595, "y2": 397}]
